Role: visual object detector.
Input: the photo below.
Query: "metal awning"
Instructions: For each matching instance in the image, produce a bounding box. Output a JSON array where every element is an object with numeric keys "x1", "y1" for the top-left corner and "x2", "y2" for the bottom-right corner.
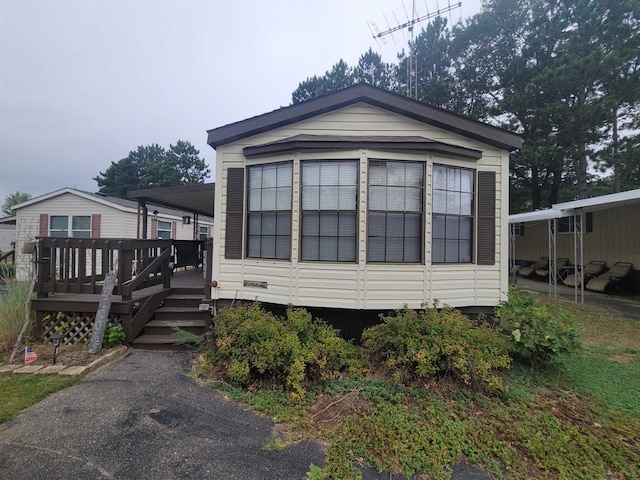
[{"x1": 128, "y1": 183, "x2": 215, "y2": 218}]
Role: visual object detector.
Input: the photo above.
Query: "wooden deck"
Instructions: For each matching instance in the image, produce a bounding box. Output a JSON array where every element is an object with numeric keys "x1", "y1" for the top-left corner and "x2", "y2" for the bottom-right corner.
[
  {"x1": 32, "y1": 269, "x2": 208, "y2": 311},
  {"x1": 32, "y1": 268, "x2": 211, "y2": 343}
]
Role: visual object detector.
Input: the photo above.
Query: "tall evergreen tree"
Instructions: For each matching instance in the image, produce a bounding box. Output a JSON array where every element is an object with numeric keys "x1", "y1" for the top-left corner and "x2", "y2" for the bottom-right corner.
[{"x1": 94, "y1": 141, "x2": 210, "y2": 198}]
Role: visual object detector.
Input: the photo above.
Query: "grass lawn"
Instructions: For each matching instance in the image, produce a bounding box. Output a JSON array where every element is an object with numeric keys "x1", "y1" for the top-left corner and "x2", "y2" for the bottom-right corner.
[
  {"x1": 0, "y1": 374, "x2": 80, "y2": 423},
  {"x1": 197, "y1": 294, "x2": 640, "y2": 480}
]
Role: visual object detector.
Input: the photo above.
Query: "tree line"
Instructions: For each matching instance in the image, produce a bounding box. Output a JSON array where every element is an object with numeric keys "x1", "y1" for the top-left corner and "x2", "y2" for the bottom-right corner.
[{"x1": 291, "y1": 0, "x2": 640, "y2": 213}]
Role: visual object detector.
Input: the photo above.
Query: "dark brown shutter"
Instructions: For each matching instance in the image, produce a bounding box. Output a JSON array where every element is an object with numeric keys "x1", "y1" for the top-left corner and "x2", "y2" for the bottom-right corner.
[
  {"x1": 225, "y1": 168, "x2": 245, "y2": 259},
  {"x1": 91, "y1": 214, "x2": 101, "y2": 237},
  {"x1": 172, "y1": 221, "x2": 177, "y2": 239},
  {"x1": 477, "y1": 171, "x2": 496, "y2": 265},
  {"x1": 151, "y1": 218, "x2": 158, "y2": 239},
  {"x1": 39, "y1": 214, "x2": 48, "y2": 237}
]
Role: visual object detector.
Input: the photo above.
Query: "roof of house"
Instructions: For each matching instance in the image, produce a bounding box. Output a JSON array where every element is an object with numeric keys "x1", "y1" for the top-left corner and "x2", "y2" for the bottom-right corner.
[
  {"x1": 11, "y1": 187, "x2": 214, "y2": 223},
  {"x1": 509, "y1": 188, "x2": 640, "y2": 223},
  {"x1": 207, "y1": 83, "x2": 523, "y2": 151},
  {"x1": 0, "y1": 216, "x2": 16, "y2": 225}
]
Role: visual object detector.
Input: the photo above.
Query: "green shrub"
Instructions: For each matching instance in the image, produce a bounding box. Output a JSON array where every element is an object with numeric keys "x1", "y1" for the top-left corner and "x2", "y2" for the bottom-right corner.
[
  {"x1": 212, "y1": 303, "x2": 362, "y2": 397},
  {"x1": 496, "y1": 286, "x2": 582, "y2": 367},
  {"x1": 362, "y1": 307, "x2": 511, "y2": 392},
  {"x1": 102, "y1": 323, "x2": 125, "y2": 348}
]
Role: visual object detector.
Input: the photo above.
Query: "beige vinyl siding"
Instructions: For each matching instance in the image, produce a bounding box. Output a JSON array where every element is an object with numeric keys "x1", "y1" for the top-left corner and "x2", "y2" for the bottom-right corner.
[
  {"x1": 515, "y1": 204, "x2": 640, "y2": 269},
  {"x1": 14, "y1": 193, "x2": 130, "y2": 280},
  {"x1": 212, "y1": 103, "x2": 507, "y2": 309}
]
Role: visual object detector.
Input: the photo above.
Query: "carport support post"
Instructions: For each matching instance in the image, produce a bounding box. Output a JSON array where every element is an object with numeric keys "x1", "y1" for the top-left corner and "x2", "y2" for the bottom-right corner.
[
  {"x1": 509, "y1": 224, "x2": 516, "y2": 282},
  {"x1": 573, "y1": 209, "x2": 584, "y2": 305},
  {"x1": 548, "y1": 219, "x2": 557, "y2": 298}
]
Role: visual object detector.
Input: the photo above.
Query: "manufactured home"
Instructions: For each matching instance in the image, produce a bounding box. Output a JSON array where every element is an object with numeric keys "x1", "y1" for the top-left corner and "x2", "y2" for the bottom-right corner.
[
  {"x1": 509, "y1": 189, "x2": 640, "y2": 297},
  {"x1": 12, "y1": 187, "x2": 214, "y2": 281},
  {"x1": 206, "y1": 84, "x2": 522, "y2": 312}
]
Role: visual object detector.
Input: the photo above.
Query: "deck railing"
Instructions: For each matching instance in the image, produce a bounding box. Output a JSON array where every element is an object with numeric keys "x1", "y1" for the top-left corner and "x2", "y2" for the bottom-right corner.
[{"x1": 36, "y1": 238, "x2": 173, "y2": 300}]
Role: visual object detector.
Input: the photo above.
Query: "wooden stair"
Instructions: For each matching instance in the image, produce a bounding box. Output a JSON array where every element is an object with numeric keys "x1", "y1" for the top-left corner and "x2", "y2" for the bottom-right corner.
[{"x1": 131, "y1": 288, "x2": 210, "y2": 350}]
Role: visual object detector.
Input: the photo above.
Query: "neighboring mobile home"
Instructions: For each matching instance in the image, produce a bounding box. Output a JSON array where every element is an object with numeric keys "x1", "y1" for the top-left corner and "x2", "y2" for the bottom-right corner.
[
  {"x1": 0, "y1": 215, "x2": 16, "y2": 253},
  {"x1": 509, "y1": 189, "x2": 640, "y2": 295},
  {"x1": 12, "y1": 187, "x2": 214, "y2": 281},
  {"x1": 206, "y1": 84, "x2": 522, "y2": 312}
]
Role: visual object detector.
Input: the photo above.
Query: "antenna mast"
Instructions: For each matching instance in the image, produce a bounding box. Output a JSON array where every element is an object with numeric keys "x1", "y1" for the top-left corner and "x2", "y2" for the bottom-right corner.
[{"x1": 369, "y1": 1, "x2": 462, "y2": 100}]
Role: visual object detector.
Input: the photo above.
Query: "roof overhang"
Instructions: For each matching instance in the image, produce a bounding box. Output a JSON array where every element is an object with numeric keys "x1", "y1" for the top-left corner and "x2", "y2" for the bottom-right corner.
[
  {"x1": 509, "y1": 188, "x2": 640, "y2": 223},
  {"x1": 509, "y1": 209, "x2": 563, "y2": 223},
  {"x1": 207, "y1": 84, "x2": 523, "y2": 152},
  {"x1": 128, "y1": 183, "x2": 215, "y2": 218},
  {"x1": 243, "y1": 134, "x2": 483, "y2": 160}
]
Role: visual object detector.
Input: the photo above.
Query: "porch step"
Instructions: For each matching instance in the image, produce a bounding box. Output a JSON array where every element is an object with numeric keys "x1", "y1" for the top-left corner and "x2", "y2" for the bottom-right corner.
[
  {"x1": 163, "y1": 295, "x2": 206, "y2": 308},
  {"x1": 131, "y1": 334, "x2": 195, "y2": 351},
  {"x1": 171, "y1": 287, "x2": 206, "y2": 296},
  {"x1": 144, "y1": 319, "x2": 206, "y2": 335},
  {"x1": 154, "y1": 306, "x2": 210, "y2": 321}
]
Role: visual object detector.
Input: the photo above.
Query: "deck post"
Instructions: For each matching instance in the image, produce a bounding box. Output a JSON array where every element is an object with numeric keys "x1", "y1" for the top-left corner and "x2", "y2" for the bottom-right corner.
[
  {"x1": 119, "y1": 241, "x2": 134, "y2": 301},
  {"x1": 36, "y1": 244, "x2": 51, "y2": 299}
]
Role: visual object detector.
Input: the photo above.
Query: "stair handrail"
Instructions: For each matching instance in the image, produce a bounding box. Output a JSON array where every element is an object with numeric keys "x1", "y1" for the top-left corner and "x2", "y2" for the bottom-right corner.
[{"x1": 120, "y1": 247, "x2": 172, "y2": 300}]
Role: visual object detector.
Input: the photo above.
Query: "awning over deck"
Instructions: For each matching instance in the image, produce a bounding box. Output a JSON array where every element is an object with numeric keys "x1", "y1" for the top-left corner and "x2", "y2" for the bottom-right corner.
[{"x1": 128, "y1": 183, "x2": 215, "y2": 218}]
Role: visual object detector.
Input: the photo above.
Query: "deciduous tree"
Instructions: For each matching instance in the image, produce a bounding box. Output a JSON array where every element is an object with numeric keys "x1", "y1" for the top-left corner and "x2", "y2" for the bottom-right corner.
[{"x1": 2, "y1": 191, "x2": 31, "y2": 216}]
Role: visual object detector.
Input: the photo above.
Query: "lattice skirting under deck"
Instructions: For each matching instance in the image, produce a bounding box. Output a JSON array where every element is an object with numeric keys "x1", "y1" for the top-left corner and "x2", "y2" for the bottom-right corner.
[{"x1": 40, "y1": 311, "x2": 122, "y2": 345}]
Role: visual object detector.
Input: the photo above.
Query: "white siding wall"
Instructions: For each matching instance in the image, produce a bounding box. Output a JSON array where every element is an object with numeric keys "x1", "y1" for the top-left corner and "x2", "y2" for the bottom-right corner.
[
  {"x1": 212, "y1": 103, "x2": 508, "y2": 309},
  {"x1": 0, "y1": 225, "x2": 15, "y2": 252}
]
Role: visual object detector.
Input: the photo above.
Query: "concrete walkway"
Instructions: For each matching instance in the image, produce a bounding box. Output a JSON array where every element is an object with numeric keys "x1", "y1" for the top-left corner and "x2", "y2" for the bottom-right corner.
[{"x1": 516, "y1": 277, "x2": 640, "y2": 321}]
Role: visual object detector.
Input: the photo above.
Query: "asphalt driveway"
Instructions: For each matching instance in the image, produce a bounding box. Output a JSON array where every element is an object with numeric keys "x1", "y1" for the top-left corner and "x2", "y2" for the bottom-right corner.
[{"x1": 0, "y1": 351, "x2": 324, "y2": 480}]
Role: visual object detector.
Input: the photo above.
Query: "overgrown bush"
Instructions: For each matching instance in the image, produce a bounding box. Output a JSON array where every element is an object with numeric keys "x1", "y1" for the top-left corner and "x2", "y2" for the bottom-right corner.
[
  {"x1": 362, "y1": 307, "x2": 511, "y2": 392},
  {"x1": 212, "y1": 303, "x2": 362, "y2": 397},
  {"x1": 0, "y1": 279, "x2": 33, "y2": 354},
  {"x1": 496, "y1": 286, "x2": 582, "y2": 367}
]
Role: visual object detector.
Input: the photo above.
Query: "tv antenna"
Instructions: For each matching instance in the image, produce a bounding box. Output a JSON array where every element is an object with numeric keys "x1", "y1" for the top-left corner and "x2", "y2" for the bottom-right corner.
[{"x1": 368, "y1": 1, "x2": 462, "y2": 100}]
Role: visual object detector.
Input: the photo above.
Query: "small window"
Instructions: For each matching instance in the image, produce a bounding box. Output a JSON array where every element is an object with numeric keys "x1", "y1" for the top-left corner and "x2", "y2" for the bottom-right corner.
[
  {"x1": 558, "y1": 213, "x2": 592, "y2": 233},
  {"x1": 432, "y1": 165, "x2": 474, "y2": 263},
  {"x1": 511, "y1": 223, "x2": 524, "y2": 236},
  {"x1": 49, "y1": 215, "x2": 91, "y2": 238},
  {"x1": 199, "y1": 225, "x2": 208, "y2": 241},
  {"x1": 157, "y1": 220, "x2": 172, "y2": 239}
]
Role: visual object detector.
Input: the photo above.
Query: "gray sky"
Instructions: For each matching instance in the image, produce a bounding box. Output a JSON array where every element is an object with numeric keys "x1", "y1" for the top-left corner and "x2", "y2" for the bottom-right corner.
[{"x1": 0, "y1": 0, "x2": 482, "y2": 205}]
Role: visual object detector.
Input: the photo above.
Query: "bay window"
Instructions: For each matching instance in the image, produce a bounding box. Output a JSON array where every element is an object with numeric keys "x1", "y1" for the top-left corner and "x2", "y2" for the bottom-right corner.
[
  {"x1": 432, "y1": 165, "x2": 474, "y2": 263},
  {"x1": 368, "y1": 160, "x2": 424, "y2": 262},
  {"x1": 247, "y1": 162, "x2": 292, "y2": 259},
  {"x1": 301, "y1": 160, "x2": 358, "y2": 262}
]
